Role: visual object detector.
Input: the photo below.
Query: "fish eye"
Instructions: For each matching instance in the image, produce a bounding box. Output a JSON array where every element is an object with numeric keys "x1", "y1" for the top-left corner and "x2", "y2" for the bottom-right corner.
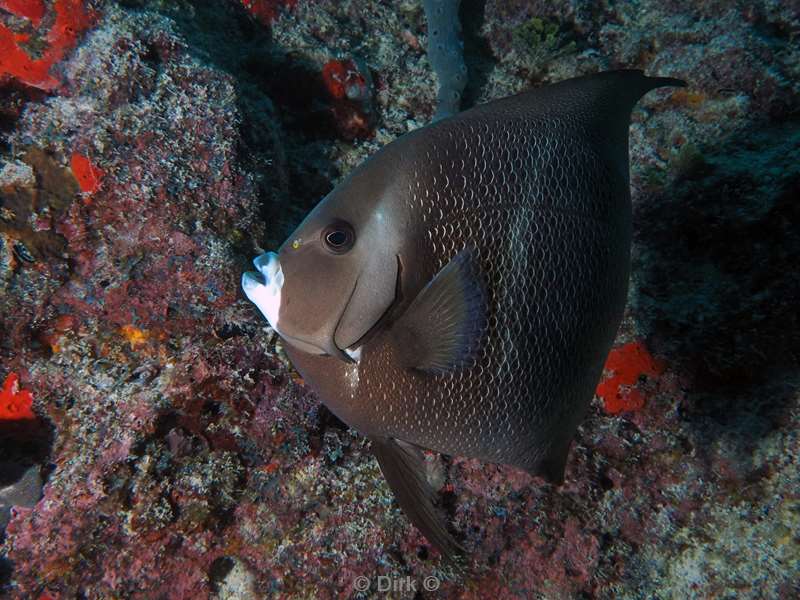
[{"x1": 322, "y1": 221, "x2": 355, "y2": 254}]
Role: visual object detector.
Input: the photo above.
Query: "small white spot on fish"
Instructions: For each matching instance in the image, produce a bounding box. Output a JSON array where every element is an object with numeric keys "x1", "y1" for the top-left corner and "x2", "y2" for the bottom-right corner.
[
  {"x1": 345, "y1": 362, "x2": 360, "y2": 393},
  {"x1": 345, "y1": 346, "x2": 362, "y2": 362}
]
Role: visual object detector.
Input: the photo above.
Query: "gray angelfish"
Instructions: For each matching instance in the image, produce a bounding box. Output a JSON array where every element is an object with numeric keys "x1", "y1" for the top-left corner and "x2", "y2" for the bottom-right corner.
[{"x1": 243, "y1": 70, "x2": 684, "y2": 561}]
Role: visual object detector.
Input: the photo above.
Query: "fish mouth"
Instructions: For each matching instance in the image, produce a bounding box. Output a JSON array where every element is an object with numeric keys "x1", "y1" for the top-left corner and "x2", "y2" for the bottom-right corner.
[
  {"x1": 243, "y1": 252, "x2": 356, "y2": 362},
  {"x1": 242, "y1": 270, "x2": 265, "y2": 286},
  {"x1": 242, "y1": 252, "x2": 284, "y2": 333},
  {"x1": 243, "y1": 252, "x2": 403, "y2": 365}
]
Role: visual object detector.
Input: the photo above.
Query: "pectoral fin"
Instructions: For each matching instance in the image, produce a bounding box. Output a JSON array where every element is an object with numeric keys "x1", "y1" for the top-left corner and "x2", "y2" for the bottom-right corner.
[
  {"x1": 370, "y1": 436, "x2": 464, "y2": 563},
  {"x1": 390, "y1": 249, "x2": 486, "y2": 373}
]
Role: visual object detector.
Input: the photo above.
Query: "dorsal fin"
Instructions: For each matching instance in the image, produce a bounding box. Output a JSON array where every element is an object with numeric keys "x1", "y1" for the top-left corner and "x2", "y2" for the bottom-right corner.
[
  {"x1": 467, "y1": 69, "x2": 686, "y2": 122},
  {"x1": 557, "y1": 70, "x2": 687, "y2": 177},
  {"x1": 439, "y1": 69, "x2": 686, "y2": 185},
  {"x1": 559, "y1": 70, "x2": 686, "y2": 148},
  {"x1": 560, "y1": 69, "x2": 686, "y2": 114}
]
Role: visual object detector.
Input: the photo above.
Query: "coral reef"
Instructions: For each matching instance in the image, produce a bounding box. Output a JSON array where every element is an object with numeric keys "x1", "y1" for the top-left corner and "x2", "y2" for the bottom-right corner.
[{"x1": 0, "y1": 0, "x2": 798, "y2": 598}]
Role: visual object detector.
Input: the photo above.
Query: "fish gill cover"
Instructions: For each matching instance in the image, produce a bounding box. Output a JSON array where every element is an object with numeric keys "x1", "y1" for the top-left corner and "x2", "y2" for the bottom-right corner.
[{"x1": 0, "y1": 0, "x2": 798, "y2": 599}]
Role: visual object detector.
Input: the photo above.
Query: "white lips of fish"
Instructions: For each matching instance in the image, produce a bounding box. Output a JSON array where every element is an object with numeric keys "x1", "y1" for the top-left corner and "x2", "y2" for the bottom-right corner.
[
  {"x1": 242, "y1": 252, "x2": 365, "y2": 363},
  {"x1": 241, "y1": 252, "x2": 284, "y2": 333}
]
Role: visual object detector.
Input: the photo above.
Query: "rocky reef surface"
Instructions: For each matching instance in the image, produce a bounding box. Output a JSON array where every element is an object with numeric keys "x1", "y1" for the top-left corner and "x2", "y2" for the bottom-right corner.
[{"x1": 0, "y1": 0, "x2": 798, "y2": 598}]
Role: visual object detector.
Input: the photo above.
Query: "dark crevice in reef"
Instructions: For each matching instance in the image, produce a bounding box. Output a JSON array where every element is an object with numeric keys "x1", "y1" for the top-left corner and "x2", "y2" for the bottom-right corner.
[
  {"x1": 0, "y1": 556, "x2": 12, "y2": 591},
  {"x1": 251, "y1": 52, "x2": 349, "y2": 224},
  {"x1": 631, "y1": 121, "x2": 800, "y2": 459},
  {"x1": 0, "y1": 415, "x2": 54, "y2": 577},
  {"x1": 0, "y1": 422, "x2": 53, "y2": 479},
  {"x1": 208, "y1": 556, "x2": 235, "y2": 593},
  {"x1": 150, "y1": 0, "x2": 339, "y2": 250},
  {"x1": 0, "y1": 81, "x2": 49, "y2": 155}
]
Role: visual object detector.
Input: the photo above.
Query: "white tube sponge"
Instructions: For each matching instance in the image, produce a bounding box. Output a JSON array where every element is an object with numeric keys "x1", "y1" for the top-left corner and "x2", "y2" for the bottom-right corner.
[{"x1": 423, "y1": 0, "x2": 467, "y2": 121}]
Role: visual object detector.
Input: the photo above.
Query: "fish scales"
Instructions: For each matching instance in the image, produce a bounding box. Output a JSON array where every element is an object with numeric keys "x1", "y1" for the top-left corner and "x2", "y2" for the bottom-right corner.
[
  {"x1": 243, "y1": 70, "x2": 686, "y2": 561},
  {"x1": 288, "y1": 105, "x2": 627, "y2": 472}
]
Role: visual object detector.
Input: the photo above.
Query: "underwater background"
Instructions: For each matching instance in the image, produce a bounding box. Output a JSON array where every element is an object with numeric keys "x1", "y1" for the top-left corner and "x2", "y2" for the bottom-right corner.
[{"x1": 0, "y1": 0, "x2": 798, "y2": 598}]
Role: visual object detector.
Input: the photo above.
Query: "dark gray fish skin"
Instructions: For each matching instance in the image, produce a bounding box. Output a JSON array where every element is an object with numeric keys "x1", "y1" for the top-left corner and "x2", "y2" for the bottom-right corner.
[
  {"x1": 247, "y1": 70, "x2": 685, "y2": 561},
  {"x1": 287, "y1": 70, "x2": 678, "y2": 469}
]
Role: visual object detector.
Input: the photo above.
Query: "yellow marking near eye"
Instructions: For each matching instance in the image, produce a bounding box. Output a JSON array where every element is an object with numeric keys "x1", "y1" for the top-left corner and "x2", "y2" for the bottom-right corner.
[{"x1": 292, "y1": 239, "x2": 301, "y2": 249}]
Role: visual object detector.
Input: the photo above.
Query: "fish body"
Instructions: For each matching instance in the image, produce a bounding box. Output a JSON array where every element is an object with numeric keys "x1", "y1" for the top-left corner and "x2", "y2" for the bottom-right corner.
[{"x1": 243, "y1": 70, "x2": 684, "y2": 560}]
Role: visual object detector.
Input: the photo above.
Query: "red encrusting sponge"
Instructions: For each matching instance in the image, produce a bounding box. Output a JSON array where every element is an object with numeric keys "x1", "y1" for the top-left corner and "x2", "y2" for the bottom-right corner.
[
  {"x1": 239, "y1": 0, "x2": 297, "y2": 25},
  {"x1": 70, "y1": 152, "x2": 104, "y2": 194},
  {"x1": 0, "y1": 372, "x2": 36, "y2": 421},
  {"x1": 596, "y1": 340, "x2": 665, "y2": 414},
  {"x1": 0, "y1": 0, "x2": 45, "y2": 25},
  {"x1": 0, "y1": 0, "x2": 95, "y2": 90}
]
